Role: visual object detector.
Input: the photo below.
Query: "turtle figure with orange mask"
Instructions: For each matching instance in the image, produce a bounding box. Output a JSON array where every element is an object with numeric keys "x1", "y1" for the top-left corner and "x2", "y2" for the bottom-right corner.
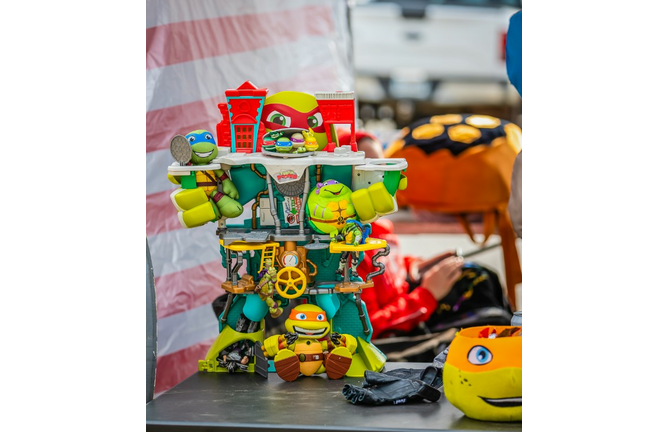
[
  {"x1": 261, "y1": 304, "x2": 358, "y2": 382},
  {"x1": 442, "y1": 325, "x2": 522, "y2": 421}
]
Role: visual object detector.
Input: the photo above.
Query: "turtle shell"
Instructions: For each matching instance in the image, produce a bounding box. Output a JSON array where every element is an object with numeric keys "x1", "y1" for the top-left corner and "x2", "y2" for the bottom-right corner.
[{"x1": 385, "y1": 114, "x2": 521, "y2": 213}]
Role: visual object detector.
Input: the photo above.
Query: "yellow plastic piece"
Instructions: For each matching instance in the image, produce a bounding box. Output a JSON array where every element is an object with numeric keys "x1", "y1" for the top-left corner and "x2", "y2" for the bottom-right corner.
[
  {"x1": 219, "y1": 242, "x2": 279, "y2": 271},
  {"x1": 181, "y1": 202, "x2": 217, "y2": 228},
  {"x1": 167, "y1": 173, "x2": 180, "y2": 185},
  {"x1": 172, "y1": 187, "x2": 209, "y2": 211},
  {"x1": 345, "y1": 338, "x2": 387, "y2": 377},
  {"x1": 329, "y1": 238, "x2": 387, "y2": 253},
  {"x1": 221, "y1": 241, "x2": 279, "y2": 252},
  {"x1": 260, "y1": 246, "x2": 277, "y2": 270},
  {"x1": 275, "y1": 266, "x2": 307, "y2": 299},
  {"x1": 346, "y1": 354, "x2": 369, "y2": 378},
  {"x1": 199, "y1": 321, "x2": 264, "y2": 373},
  {"x1": 344, "y1": 335, "x2": 358, "y2": 354},
  {"x1": 275, "y1": 348, "x2": 297, "y2": 363},
  {"x1": 398, "y1": 174, "x2": 408, "y2": 191},
  {"x1": 350, "y1": 188, "x2": 375, "y2": 222},
  {"x1": 368, "y1": 182, "x2": 395, "y2": 214}
]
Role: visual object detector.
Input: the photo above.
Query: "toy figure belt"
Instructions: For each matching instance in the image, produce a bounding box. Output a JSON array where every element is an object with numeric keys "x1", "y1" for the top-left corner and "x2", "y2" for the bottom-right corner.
[
  {"x1": 309, "y1": 213, "x2": 356, "y2": 224},
  {"x1": 298, "y1": 353, "x2": 322, "y2": 362}
]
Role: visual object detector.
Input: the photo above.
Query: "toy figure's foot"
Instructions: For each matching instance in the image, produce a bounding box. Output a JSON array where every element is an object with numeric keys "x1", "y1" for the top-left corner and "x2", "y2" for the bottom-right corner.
[
  {"x1": 349, "y1": 273, "x2": 363, "y2": 283},
  {"x1": 274, "y1": 349, "x2": 300, "y2": 382},
  {"x1": 216, "y1": 195, "x2": 244, "y2": 218},
  {"x1": 325, "y1": 347, "x2": 353, "y2": 380},
  {"x1": 269, "y1": 307, "x2": 283, "y2": 319},
  {"x1": 178, "y1": 201, "x2": 218, "y2": 228},
  {"x1": 335, "y1": 273, "x2": 344, "y2": 282},
  {"x1": 171, "y1": 187, "x2": 208, "y2": 211},
  {"x1": 246, "y1": 320, "x2": 260, "y2": 334}
]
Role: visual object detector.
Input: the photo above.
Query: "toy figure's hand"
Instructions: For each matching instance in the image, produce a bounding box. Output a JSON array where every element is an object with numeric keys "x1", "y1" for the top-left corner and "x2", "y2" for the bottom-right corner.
[
  {"x1": 222, "y1": 178, "x2": 240, "y2": 200},
  {"x1": 353, "y1": 240, "x2": 360, "y2": 247},
  {"x1": 330, "y1": 332, "x2": 342, "y2": 346},
  {"x1": 262, "y1": 335, "x2": 282, "y2": 357},
  {"x1": 284, "y1": 332, "x2": 298, "y2": 346}
]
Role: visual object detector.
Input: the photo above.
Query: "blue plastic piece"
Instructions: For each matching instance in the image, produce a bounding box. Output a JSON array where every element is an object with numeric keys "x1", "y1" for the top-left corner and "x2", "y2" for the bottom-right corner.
[
  {"x1": 315, "y1": 293, "x2": 341, "y2": 320},
  {"x1": 243, "y1": 294, "x2": 269, "y2": 322},
  {"x1": 506, "y1": 11, "x2": 522, "y2": 97}
]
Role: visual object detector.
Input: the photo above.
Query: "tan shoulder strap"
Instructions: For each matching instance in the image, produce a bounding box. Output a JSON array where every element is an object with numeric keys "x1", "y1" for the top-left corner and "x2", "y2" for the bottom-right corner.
[
  {"x1": 456, "y1": 211, "x2": 495, "y2": 246},
  {"x1": 456, "y1": 208, "x2": 522, "y2": 311}
]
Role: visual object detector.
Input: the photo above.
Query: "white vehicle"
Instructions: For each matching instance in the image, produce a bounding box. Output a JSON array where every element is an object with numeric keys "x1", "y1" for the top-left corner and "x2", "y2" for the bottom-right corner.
[{"x1": 351, "y1": 0, "x2": 521, "y2": 108}]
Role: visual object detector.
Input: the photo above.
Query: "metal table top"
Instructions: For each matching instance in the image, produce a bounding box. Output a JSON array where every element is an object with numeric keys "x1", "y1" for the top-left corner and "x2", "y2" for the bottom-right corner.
[{"x1": 146, "y1": 362, "x2": 521, "y2": 432}]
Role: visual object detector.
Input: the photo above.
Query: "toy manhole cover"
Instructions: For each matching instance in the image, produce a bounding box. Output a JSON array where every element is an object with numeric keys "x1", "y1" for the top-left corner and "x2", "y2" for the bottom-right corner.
[{"x1": 170, "y1": 135, "x2": 192, "y2": 165}]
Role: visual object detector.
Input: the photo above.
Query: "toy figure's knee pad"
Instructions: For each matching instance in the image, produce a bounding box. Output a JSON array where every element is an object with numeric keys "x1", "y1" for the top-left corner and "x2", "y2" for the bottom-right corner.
[
  {"x1": 351, "y1": 189, "x2": 375, "y2": 222},
  {"x1": 351, "y1": 183, "x2": 396, "y2": 223},
  {"x1": 368, "y1": 183, "x2": 396, "y2": 215},
  {"x1": 274, "y1": 349, "x2": 300, "y2": 382},
  {"x1": 178, "y1": 201, "x2": 217, "y2": 228},
  {"x1": 171, "y1": 187, "x2": 208, "y2": 211},
  {"x1": 326, "y1": 347, "x2": 353, "y2": 380}
]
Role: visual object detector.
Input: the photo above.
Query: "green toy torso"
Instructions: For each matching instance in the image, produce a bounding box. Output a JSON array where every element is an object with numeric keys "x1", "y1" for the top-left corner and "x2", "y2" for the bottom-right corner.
[
  {"x1": 308, "y1": 194, "x2": 356, "y2": 234},
  {"x1": 258, "y1": 274, "x2": 277, "y2": 298}
]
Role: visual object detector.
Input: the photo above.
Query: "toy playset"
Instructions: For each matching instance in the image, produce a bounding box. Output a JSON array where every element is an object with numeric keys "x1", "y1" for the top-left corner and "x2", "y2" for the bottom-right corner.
[{"x1": 166, "y1": 81, "x2": 408, "y2": 380}]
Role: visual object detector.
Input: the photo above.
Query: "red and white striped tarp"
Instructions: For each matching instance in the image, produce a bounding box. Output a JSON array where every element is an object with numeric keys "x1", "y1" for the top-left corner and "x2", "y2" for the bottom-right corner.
[{"x1": 146, "y1": 0, "x2": 354, "y2": 394}]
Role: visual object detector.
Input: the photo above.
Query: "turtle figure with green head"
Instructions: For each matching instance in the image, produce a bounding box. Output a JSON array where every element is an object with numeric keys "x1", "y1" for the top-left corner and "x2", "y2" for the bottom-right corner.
[
  {"x1": 306, "y1": 180, "x2": 357, "y2": 235},
  {"x1": 168, "y1": 130, "x2": 243, "y2": 228}
]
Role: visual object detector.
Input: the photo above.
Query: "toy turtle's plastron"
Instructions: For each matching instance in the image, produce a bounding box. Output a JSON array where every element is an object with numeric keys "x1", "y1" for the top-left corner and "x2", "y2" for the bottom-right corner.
[{"x1": 166, "y1": 83, "x2": 408, "y2": 379}]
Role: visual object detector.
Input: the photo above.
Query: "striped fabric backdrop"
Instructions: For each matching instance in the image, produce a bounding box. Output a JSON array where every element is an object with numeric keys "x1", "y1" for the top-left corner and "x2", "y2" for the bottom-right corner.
[{"x1": 146, "y1": 0, "x2": 354, "y2": 394}]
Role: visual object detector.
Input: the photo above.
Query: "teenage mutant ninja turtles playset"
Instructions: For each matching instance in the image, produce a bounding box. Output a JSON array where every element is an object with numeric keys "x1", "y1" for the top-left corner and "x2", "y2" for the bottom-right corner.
[{"x1": 166, "y1": 81, "x2": 408, "y2": 381}]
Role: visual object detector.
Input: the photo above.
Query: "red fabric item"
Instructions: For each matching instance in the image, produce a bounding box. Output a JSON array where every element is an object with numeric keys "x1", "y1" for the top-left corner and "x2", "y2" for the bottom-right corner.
[
  {"x1": 357, "y1": 219, "x2": 438, "y2": 338},
  {"x1": 336, "y1": 129, "x2": 376, "y2": 147}
]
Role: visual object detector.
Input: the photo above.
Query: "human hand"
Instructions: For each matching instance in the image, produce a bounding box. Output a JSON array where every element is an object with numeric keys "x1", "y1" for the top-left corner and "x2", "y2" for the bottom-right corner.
[
  {"x1": 421, "y1": 256, "x2": 464, "y2": 301},
  {"x1": 416, "y1": 251, "x2": 455, "y2": 275},
  {"x1": 409, "y1": 252, "x2": 456, "y2": 284}
]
